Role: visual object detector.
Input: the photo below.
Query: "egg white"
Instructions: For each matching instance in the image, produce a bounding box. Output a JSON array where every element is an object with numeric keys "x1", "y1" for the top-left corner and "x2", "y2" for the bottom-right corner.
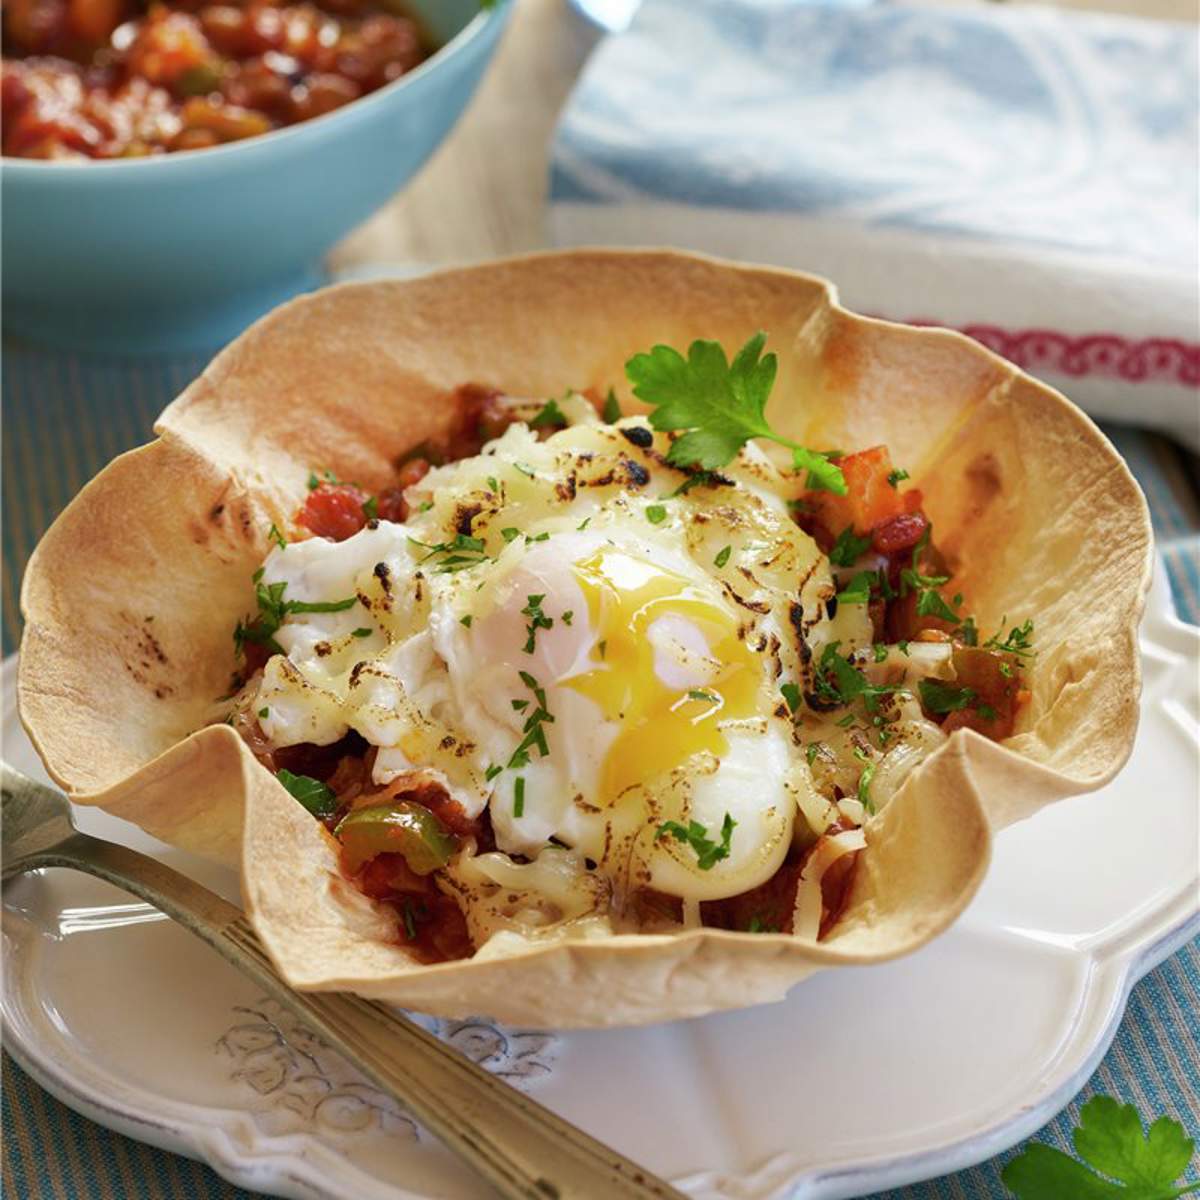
[{"x1": 249, "y1": 411, "x2": 892, "y2": 931}]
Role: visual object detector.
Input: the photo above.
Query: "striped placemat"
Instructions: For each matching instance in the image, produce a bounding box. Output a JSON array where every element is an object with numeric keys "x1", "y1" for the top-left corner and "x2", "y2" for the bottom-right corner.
[{"x1": 3, "y1": 339, "x2": 1198, "y2": 1199}]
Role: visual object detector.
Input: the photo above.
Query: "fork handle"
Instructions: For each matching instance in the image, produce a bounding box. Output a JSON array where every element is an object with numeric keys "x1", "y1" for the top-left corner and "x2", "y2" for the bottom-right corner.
[{"x1": 16, "y1": 832, "x2": 685, "y2": 1200}]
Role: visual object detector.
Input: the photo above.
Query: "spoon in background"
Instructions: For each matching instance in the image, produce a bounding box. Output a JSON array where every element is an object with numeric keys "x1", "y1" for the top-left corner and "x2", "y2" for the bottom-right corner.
[{"x1": 1, "y1": 762, "x2": 687, "y2": 1200}]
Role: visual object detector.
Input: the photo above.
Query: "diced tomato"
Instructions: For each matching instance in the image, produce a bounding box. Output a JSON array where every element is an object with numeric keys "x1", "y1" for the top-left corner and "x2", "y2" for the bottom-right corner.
[
  {"x1": 941, "y1": 646, "x2": 1022, "y2": 740},
  {"x1": 872, "y1": 510, "x2": 929, "y2": 556},
  {"x1": 357, "y1": 851, "x2": 429, "y2": 899},
  {"x1": 352, "y1": 852, "x2": 473, "y2": 962},
  {"x1": 883, "y1": 539, "x2": 958, "y2": 642},
  {"x1": 297, "y1": 481, "x2": 370, "y2": 541},
  {"x1": 809, "y1": 445, "x2": 922, "y2": 536},
  {"x1": 68, "y1": 0, "x2": 126, "y2": 45}
]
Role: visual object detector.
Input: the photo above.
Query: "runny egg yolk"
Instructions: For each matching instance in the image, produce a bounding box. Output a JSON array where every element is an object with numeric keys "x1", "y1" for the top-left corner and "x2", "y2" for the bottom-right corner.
[{"x1": 562, "y1": 549, "x2": 762, "y2": 807}]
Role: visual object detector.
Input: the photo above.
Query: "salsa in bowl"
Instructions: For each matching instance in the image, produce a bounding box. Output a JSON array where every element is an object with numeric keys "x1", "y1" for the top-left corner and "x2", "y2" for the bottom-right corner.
[
  {"x1": 0, "y1": 0, "x2": 509, "y2": 352},
  {"x1": 2, "y1": 0, "x2": 431, "y2": 159}
]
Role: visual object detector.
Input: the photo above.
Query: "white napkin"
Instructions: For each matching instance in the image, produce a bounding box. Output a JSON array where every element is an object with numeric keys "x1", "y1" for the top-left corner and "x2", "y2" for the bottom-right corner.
[{"x1": 550, "y1": 0, "x2": 1200, "y2": 447}]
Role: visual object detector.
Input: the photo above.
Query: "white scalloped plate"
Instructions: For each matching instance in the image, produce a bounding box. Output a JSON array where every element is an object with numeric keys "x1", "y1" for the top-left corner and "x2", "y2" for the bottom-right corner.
[{"x1": 3, "y1": 564, "x2": 1197, "y2": 1200}]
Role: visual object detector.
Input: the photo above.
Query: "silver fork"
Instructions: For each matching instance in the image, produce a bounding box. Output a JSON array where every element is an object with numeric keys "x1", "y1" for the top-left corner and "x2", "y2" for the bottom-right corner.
[{"x1": 1, "y1": 763, "x2": 685, "y2": 1200}]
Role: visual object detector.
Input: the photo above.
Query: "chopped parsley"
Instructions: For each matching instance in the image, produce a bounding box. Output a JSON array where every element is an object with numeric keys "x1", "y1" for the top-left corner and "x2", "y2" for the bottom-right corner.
[
  {"x1": 487, "y1": 476, "x2": 499, "y2": 493},
  {"x1": 576, "y1": 517, "x2": 592, "y2": 531},
  {"x1": 362, "y1": 495, "x2": 379, "y2": 521},
  {"x1": 645, "y1": 503, "x2": 668, "y2": 524},
  {"x1": 408, "y1": 533, "x2": 490, "y2": 573},
  {"x1": 485, "y1": 764, "x2": 503, "y2": 782},
  {"x1": 506, "y1": 670, "x2": 554, "y2": 769},
  {"x1": 688, "y1": 688, "x2": 719, "y2": 703},
  {"x1": 887, "y1": 468, "x2": 910, "y2": 488},
  {"x1": 602, "y1": 388, "x2": 622, "y2": 423},
  {"x1": 665, "y1": 471, "x2": 716, "y2": 498},
  {"x1": 521, "y1": 593, "x2": 553, "y2": 653},
  {"x1": 524, "y1": 531, "x2": 550, "y2": 544},
  {"x1": 276, "y1": 769, "x2": 337, "y2": 819},
  {"x1": 306, "y1": 468, "x2": 339, "y2": 491},
  {"x1": 918, "y1": 679, "x2": 976, "y2": 714},
  {"x1": 597, "y1": 639, "x2": 607, "y2": 659},
  {"x1": 873, "y1": 643, "x2": 889, "y2": 663},
  {"x1": 655, "y1": 812, "x2": 737, "y2": 871},
  {"x1": 401, "y1": 900, "x2": 418, "y2": 942},
  {"x1": 530, "y1": 398, "x2": 567, "y2": 429},
  {"x1": 513, "y1": 462, "x2": 536, "y2": 477},
  {"x1": 828, "y1": 525, "x2": 872, "y2": 567},
  {"x1": 746, "y1": 916, "x2": 777, "y2": 933},
  {"x1": 267, "y1": 523, "x2": 287, "y2": 550},
  {"x1": 258, "y1": 706, "x2": 269, "y2": 719},
  {"x1": 714, "y1": 545, "x2": 732, "y2": 568},
  {"x1": 986, "y1": 617, "x2": 1036, "y2": 658},
  {"x1": 459, "y1": 615, "x2": 473, "y2": 628},
  {"x1": 916, "y1": 588, "x2": 962, "y2": 624},
  {"x1": 513, "y1": 776, "x2": 526, "y2": 818},
  {"x1": 234, "y1": 578, "x2": 357, "y2": 657},
  {"x1": 960, "y1": 616, "x2": 979, "y2": 646},
  {"x1": 854, "y1": 747, "x2": 876, "y2": 813},
  {"x1": 780, "y1": 682, "x2": 802, "y2": 713},
  {"x1": 562, "y1": 610, "x2": 574, "y2": 626},
  {"x1": 812, "y1": 642, "x2": 899, "y2": 711},
  {"x1": 837, "y1": 571, "x2": 874, "y2": 607},
  {"x1": 625, "y1": 332, "x2": 847, "y2": 493},
  {"x1": 501, "y1": 527, "x2": 520, "y2": 543},
  {"x1": 805, "y1": 742, "x2": 823, "y2": 766},
  {"x1": 351, "y1": 627, "x2": 372, "y2": 638}
]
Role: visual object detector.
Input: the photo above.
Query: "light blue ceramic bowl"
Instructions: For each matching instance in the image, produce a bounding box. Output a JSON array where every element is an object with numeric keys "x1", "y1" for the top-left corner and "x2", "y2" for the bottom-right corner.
[{"x1": 0, "y1": 0, "x2": 510, "y2": 354}]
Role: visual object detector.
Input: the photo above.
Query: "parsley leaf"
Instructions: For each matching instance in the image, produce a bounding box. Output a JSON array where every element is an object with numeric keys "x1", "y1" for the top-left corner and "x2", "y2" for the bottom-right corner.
[
  {"x1": 276, "y1": 769, "x2": 337, "y2": 819},
  {"x1": 918, "y1": 679, "x2": 975, "y2": 714},
  {"x1": 780, "y1": 682, "x2": 802, "y2": 713},
  {"x1": 828, "y1": 525, "x2": 873, "y2": 567},
  {"x1": 409, "y1": 533, "x2": 490, "y2": 573},
  {"x1": 645, "y1": 503, "x2": 667, "y2": 524},
  {"x1": 1002, "y1": 1096, "x2": 1200, "y2": 1200},
  {"x1": 987, "y1": 617, "x2": 1036, "y2": 659},
  {"x1": 812, "y1": 642, "x2": 899, "y2": 711},
  {"x1": 714, "y1": 545, "x2": 732, "y2": 568},
  {"x1": 837, "y1": 571, "x2": 875, "y2": 606},
  {"x1": 916, "y1": 589, "x2": 962, "y2": 624},
  {"x1": 792, "y1": 447, "x2": 846, "y2": 494},
  {"x1": 853, "y1": 747, "x2": 876, "y2": 813},
  {"x1": 234, "y1": 577, "x2": 356, "y2": 657},
  {"x1": 530, "y1": 398, "x2": 567, "y2": 429},
  {"x1": 521, "y1": 593, "x2": 553, "y2": 653},
  {"x1": 655, "y1": 813, "x2": 737, "y2": 871},
  {"x1": 625, "y1": 332, "x2": 846, "y2": 493}
]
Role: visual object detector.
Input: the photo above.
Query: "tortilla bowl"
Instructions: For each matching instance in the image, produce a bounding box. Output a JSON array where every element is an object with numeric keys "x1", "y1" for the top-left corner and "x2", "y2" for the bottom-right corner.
[{"x1": 17, "y1": 250, "x2": 1152, "y2": 1027}]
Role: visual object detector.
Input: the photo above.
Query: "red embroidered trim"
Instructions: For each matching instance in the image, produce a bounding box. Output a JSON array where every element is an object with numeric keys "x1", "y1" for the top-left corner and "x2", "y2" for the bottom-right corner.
[{"x1": 904, "y1": 322, "x2": 1200, "y2": 387}]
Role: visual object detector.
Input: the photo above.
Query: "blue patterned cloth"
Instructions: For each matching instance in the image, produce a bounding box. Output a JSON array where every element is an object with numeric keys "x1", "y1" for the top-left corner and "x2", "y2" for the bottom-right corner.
[
  {"x1": 550, "y1": 0, "x2": 1200, "y2": 448},
  {"x1": 3, "y1": 339, "x2": 1199, "y2": 1197}
]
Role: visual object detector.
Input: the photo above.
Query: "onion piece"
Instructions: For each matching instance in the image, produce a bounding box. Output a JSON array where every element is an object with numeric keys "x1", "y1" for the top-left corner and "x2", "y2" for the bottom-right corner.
[{"x1": 792, "y1": 828, "x2": 867, "y2": 941}]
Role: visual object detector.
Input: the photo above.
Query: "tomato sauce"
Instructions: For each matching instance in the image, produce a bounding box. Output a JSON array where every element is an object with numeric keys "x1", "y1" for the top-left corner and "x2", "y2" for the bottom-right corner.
[{"x1": 1, "y1": 0, "x2": 427, "y2": 158}]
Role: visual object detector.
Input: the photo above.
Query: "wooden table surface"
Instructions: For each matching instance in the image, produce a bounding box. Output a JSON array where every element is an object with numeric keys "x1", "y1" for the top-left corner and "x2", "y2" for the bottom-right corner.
[{"x1": 331, "y1": 0, "x2": 1195, "y2": 274}]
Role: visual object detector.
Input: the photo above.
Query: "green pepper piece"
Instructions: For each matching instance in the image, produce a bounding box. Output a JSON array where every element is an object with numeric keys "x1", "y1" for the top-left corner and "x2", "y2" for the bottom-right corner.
[{"x1": 334, "y1": 801, "x2": 456, "y2": 876}]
